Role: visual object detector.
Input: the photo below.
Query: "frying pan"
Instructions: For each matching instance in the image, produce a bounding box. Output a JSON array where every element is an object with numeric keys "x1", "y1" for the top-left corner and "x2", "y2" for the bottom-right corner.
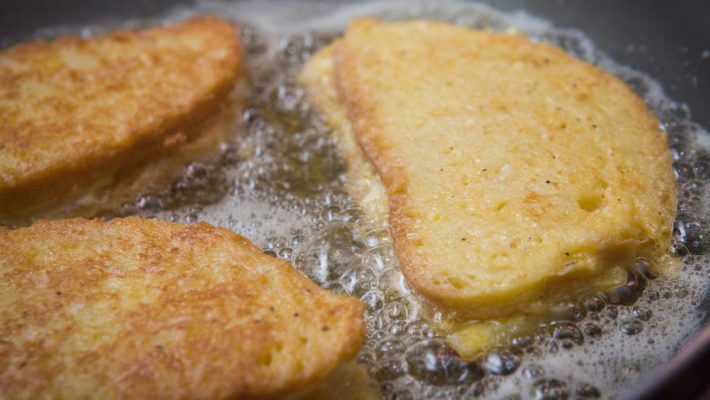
[{"x1": 1, "y1": 0, "x2": 709, "y2": 398}]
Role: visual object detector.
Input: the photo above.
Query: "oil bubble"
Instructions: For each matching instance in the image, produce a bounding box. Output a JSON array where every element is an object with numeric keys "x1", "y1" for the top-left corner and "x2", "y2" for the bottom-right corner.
[
  {"x1": 521, "y1": 364, "x2": 545, "y2": 380},
  {"x1": 532, "y1": 379, "x2": 569, "y2": 400},
  {"x1": 406, "y1": 339, "x2": 483, "y2": 385},
  {"x1": 631, "y1": 306, "x2": 653, "y2": 321},
  {"x1": 375, "y1": 358, "x2": 406, "y2": 381},
  {"x1": 582, "y1": 322, "x2": 603, "y2": 337},
  {"x1": 620, "y1": 320, "x2": 644, "y2": 335},
  {"x1": 549, "y1": 322, "x2": 584, "y2": 348},
  {"x1": 575, "y1": 383, "x2": 601, "y2": 399},
  {"x1": 483, "y1": 351, "x2": 522, "y2": 375}
]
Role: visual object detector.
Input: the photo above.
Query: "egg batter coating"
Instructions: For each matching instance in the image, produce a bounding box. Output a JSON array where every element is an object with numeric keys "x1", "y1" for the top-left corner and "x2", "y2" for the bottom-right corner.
[
  {"x1": 0, "y1": 16, "x2": 244, "y2": 221},
  {"x1": 0, "y1": 217, "x2": 364, "y2": 399},
  {"x1": 300, "y1": 19, "x2": 676, "y2": 319}
]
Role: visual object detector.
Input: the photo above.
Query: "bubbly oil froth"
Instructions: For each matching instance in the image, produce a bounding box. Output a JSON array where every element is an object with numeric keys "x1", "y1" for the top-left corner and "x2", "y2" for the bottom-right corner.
[{"x1": 14, "y1": 1, "x2": 710, "y2": 399}]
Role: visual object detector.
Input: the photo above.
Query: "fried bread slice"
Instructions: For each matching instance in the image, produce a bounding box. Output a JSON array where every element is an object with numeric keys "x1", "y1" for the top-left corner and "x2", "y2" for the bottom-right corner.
[
  {"x1": 0, "y1": 217, "x2": 364, "y2": 399},
  {"x1": 0, "y1": 16, "x2": 244, "y2": 221},
  {"x1": 300, "y1": 19, "x2": 676, "y2": 320}
]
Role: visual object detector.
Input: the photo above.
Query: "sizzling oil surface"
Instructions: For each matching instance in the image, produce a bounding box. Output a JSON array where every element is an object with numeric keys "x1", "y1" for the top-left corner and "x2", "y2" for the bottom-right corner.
[{"x1": 8, "y1": 1, "x2": 710, "y2": 399}]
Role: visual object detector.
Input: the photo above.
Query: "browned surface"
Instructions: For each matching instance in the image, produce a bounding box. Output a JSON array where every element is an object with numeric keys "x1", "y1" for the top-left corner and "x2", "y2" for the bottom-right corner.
[
  {"x1": 0, "y1": 217, "x2": 364, "y2": 399},
  {"x1": 0, "y1": 16, "x2": 243, "y2": 218}
]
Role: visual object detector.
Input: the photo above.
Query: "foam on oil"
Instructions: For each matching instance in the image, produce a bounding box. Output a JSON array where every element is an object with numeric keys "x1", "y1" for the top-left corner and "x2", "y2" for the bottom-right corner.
[{"x1": 15, "y1": 1, "x2": 710, "y2": 399}]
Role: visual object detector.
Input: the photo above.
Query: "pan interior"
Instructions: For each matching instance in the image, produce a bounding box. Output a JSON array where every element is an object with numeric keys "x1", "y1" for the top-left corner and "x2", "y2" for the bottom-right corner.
[{"x1": 11, "y1": 1, "x2": 710, "y2": 398}]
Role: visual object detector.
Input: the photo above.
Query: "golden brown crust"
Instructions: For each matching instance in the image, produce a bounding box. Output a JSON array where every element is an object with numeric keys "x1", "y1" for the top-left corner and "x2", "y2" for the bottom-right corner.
[
  {"x1": 0, "y1": 217, "x2": 364, "y2": 399},
  {"x1": 0, "y1": 16, "x2": 244, "y2": 218},
  {"x1": 312, "y1": 18, "x2": 676, "y2": 314}
]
